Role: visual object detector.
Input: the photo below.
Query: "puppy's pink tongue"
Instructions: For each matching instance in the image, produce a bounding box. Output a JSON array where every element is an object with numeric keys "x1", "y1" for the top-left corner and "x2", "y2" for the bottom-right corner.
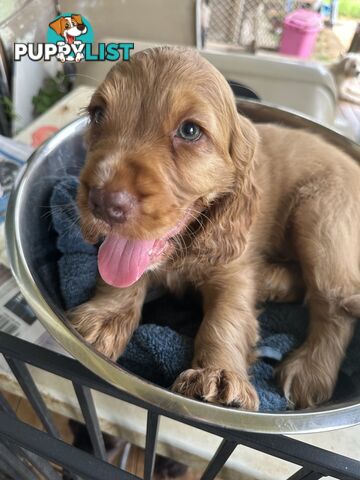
[{"x1": 98, "y1": 235, "x2": 156, "y2": 288}]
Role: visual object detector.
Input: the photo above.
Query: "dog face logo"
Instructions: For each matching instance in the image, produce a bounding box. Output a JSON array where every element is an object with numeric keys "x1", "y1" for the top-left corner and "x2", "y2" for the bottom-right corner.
[
  {"x1": 14, "y1": 14, "x2": 133, "y2": 63},
  {"x1": 49, "y1": 14, "x2": 88, "y2": 45},
  {"x1": 47, "y1": 13, "x2": 93, "y2": 63}
]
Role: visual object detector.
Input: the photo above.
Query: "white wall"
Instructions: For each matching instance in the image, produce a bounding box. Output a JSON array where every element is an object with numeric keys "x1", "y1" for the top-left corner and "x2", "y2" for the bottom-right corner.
[{"x1": 59, "y1": 0, "x2": 197, "y2": 46}]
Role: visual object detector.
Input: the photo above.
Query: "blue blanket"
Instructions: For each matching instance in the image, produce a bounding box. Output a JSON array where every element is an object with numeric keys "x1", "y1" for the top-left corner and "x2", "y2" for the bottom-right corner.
[{"x1": 50, "y1": 177, "x2": 360, "y2": 411}]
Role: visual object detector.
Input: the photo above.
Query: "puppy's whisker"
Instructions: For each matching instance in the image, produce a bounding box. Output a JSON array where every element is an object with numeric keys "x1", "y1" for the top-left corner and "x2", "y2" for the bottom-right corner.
[{"x1": 41, "y1": 205, "x2": 80, "y2": 221}]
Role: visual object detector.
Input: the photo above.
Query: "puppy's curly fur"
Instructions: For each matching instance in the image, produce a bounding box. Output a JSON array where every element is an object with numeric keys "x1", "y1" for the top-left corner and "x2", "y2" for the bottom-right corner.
[{"x1": 70, "y1": 47, "x2": 360, "y2": 410}]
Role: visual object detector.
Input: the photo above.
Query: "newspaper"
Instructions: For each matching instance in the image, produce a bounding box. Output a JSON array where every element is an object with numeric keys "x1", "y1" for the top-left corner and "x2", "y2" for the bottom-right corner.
[
  {"x1": 0, "y1": 135, "x2": 70, "y2": 374},
  {"x1": 0, "y1": 265, "x2": 42, "y2": 341},
  {"x1": 0, "y1": 134, "x2": 34, "y2": 223},
  {"x1": 0, "y1": 88, "x2": 94, "y2": 371},
  {"x1": 0, "y1": 264, "x2": 70, "y2": 373}
]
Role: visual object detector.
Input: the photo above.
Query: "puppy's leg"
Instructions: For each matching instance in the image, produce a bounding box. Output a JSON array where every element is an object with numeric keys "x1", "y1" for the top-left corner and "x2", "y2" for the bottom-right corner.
[
  {"x1": 68, "y1": 277, "x2": 147, "y2": 360},
  {"x1": 173, "y1": 264, "x2": 259, "y2": 410},
  {"x1": 278, "y1": 296, "x2": 356, "y2": 408},
  {"x1": 257, "y1": 262, "x2": 305, "y2": 303},
  {"x1": 278, "y1": 190, "x2": 359, "y2": 408}
]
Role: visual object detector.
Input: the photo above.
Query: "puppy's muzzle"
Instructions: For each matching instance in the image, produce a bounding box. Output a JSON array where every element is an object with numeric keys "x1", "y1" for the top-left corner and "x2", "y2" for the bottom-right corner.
[{"x1": 88, "y1": 188, "x2": 136, "y2": 225}]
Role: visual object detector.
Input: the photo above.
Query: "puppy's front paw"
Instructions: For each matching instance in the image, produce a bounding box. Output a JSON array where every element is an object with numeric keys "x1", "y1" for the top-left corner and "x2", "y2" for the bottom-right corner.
[
  {"x1": 68, "y1": 303, "x2": 130, "y2": 361},
  {"x1": 172, "y1": 368, "x2": 259, "y2": 410},
  {"x1": 277, "y1": 348, "x2": 335, "y2": 409},
  {"x1": 56, "y1": 53, "x2": 66, "y2": 63}
]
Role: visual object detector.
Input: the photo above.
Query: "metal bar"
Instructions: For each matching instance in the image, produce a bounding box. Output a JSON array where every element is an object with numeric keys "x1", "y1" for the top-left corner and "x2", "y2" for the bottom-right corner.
[
  {"x1": 1, "y1": 333, "x2": 360, "y2": 479},
  {"x1": 0, "y1": 411, "x2": 139, "y2": 480},
  {"x1": 287, "y1": 468, "x2": 322, "y2": 480},
  {"x1": 215, "y1": 431, "x2": 360, "y2": 480},
  {"x1": 200, "y1": 439, "x2": 237, "y2": 480},
  {"x1": 2, "y1": 437, "x2": 62, "y2": 480},
  {"x1": 0, "y1": 456, "x2": 25, "y2": 479},
  {"x1": 0, "y1": 440, "x2": 38, "y2": 480},
  {"x1": 73, "y1": 383, "x2": 107, "y2": 460},
  {"x1": 5, "y1": 356, "x2": 59, "y2": 438},
  {"x1": 2, "y1": 360, "x2": 81, "y2": 480},
  {"x1": 0, "y1": 334, "x2": 144, "y2": 409},
  {"x1": 144, "y1": 411, "x2": 159, "y2": 480},
  {"x1": 0, "y1": 391, "x2": 16, "y2": 415},
  {"x1": 0, "y1": 390, "x2": 61, "y2": 480}
]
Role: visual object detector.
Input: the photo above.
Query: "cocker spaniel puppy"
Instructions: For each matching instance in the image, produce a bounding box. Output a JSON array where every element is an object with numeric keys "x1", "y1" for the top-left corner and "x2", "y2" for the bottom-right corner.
[{"x1": 70, "y1": 47, "x2": 360, "y2": 410}]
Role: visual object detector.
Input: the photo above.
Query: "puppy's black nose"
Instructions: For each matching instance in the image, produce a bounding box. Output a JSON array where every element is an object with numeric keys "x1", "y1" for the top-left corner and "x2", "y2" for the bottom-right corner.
[
  {"x1": 77, "y1": 23, "x2": 86, "y2": 31},
  {"x1": 88, "y1": 188, "x2": 135, "y2": 225}
]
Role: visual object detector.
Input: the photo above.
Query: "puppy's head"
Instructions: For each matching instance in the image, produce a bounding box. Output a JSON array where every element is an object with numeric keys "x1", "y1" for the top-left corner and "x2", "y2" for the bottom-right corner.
[
  {"x1": 332, "y1": 55, "x2": 360, "y2": 79},
  {"x1": 343, "y1": 56, "x2": 360, "y2": 78},
  {"x1": 79, "y1": 47, "x2": 258, "y2": 287},
  {"x1": 49, "y1": 14, "x2": 87, "y2": 40}
]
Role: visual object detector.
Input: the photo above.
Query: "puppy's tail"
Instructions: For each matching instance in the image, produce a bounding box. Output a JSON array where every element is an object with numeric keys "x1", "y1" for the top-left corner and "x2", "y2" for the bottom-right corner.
[{"x1": 340, "y1": 294, "x2": 360, "y2": 317}]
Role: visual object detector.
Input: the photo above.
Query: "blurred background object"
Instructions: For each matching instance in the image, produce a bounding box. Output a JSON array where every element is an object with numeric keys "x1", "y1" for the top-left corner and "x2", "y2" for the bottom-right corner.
[
  {"x1": 0, "y1": 0, "x2": 358, "y2": 137},
  {"x1": 279, "y1": 8, "x2": 323, "y2": 58},
  {"x1": 205, "y1": 0, "x2": 358, "y2": 59},
  {"x1": 59, "y1": 0, "x2": 197, "y2": 46},
  {"x1": 0, "y1": 0, "x2": 69, "y2": 136}
]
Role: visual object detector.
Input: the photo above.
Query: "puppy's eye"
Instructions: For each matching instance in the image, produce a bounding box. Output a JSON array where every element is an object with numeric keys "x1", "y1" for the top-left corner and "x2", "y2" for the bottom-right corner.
[
  {"x1": 176, "y1": 122, "x2": 202, "y2": 141},
  {"x1": 65, "y1": 22, "x2": 70, "y2": 28},
  {"x1": 90, "y1": 106, "x2": 104, "y2": 125}
]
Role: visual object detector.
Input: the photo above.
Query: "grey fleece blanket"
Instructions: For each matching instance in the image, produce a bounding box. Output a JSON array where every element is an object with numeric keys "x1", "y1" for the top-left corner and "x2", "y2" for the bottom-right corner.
[{"x1": 50, "y1": 176, "x2": 360, "y2": 411}]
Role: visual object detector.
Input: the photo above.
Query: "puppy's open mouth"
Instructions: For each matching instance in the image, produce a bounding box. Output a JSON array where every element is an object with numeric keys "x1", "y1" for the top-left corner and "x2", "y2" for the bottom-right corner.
[
  {"x1": 66, "y1": 34, "x2": 75, "y2": 44},
  {"x1": 97, "y1": 210, "x2": 192, "y2": 288}
]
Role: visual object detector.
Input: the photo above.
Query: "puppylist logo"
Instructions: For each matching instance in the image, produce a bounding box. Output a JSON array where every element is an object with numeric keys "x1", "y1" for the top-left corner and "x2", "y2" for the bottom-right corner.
[{"x1": 14, "y1": 13, "x2": 134, "y2": 63}]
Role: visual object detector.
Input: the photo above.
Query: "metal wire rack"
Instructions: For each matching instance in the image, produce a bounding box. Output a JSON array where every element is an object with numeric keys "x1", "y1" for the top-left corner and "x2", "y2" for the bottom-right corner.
[
  {"x1": 206, "y1": 0, "x2": 304, "y2": 51},
  {"x1": 0, "y1": 331, "x2": 359, "y2": 480}
]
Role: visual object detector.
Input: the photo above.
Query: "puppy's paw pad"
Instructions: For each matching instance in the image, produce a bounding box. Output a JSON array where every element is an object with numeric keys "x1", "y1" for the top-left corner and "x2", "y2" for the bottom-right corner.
[{"x1": 172, "y1": 368, "x2": 259, "y2": 410}]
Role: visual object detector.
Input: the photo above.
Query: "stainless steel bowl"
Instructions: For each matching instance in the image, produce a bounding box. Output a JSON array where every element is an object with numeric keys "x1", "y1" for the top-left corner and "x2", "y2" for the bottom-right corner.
[{"x1": 6, "y1": 100, "x2": 360, "y2": 434}]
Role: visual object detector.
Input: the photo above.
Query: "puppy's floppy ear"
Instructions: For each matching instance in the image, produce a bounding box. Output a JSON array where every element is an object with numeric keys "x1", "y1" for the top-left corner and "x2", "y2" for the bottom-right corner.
[
  {"x1": 72, "y1": 14, "x2": 83, "y2": 25},
  {"x1": 49, "y1": 17, "x2": 64, "y2": 35},
  {"x1": 225, "y1": 110, "x2": 259, "y2": 246},
  {"x1": 195, "y1": 109, "x2": 260, "y2": 263},
  {"x1": 230, "y1": 111, "x2": 259, "y2": 200}
]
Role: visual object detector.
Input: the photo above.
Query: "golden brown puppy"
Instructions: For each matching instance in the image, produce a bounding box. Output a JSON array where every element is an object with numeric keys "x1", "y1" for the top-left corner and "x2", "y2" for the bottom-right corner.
[{"x1": 70, "y1": 47, "x2": 360, "y2": 410}]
